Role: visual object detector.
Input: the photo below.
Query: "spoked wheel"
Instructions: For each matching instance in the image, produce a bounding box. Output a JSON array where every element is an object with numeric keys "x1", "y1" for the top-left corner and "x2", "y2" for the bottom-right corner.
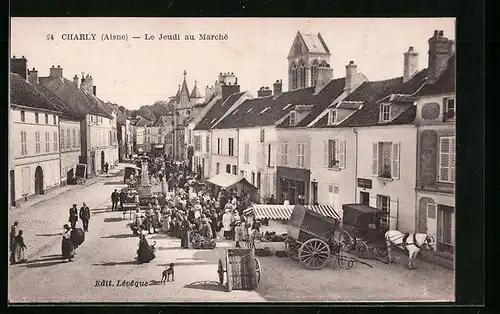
[
  {"x1": 339, "y1": 231, "x2": 353, "y2": 252},
  {"x1": 355, "y1": 241, "x2": 370, "y2": 259},
  {"x1": 284, "y1": 236, "x2": 299, "y2": 260},
  {"x1": 254, "y1": 258, "x2": 261, "y2": 286},
  {"x1": 217, "y1": 259, "x2": 225, "y2": 286},
  {"x1": 298, "y1": 238, "x2": 331, "y2": 270}
]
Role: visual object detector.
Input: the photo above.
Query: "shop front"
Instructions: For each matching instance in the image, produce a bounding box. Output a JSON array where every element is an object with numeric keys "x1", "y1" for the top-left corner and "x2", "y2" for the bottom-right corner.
[{"x1": 276, "y1": 167, "x2": 310, "y2": 205}]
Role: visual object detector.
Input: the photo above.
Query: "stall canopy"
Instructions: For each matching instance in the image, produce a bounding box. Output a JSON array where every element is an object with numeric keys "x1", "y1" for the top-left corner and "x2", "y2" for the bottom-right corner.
[
  {"x1": 206, "y1": 173, "x2": 257, "y2": 190},
  {"x1": 243, "y1": 204, "x2": 341, "y2": 221}
]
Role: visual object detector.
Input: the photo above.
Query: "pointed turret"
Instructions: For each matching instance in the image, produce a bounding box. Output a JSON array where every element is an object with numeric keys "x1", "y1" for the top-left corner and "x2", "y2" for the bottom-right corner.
[
  {"x1": 190, "y1": 80, "x2": 203, "y2": 99},
  {"x1": 173, "y1": 85, "x2": 181, "y2": 102}
]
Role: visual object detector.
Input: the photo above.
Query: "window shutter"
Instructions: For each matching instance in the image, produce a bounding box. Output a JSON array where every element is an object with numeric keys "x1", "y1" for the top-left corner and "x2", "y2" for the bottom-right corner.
[
  {"x1": 379, "y1": 105, "x2": 383, "y2": 122},
  {"x1": 450, "y1": 137, "x2": 456, "y2": 183},
  {"x1": 439, "y1": 137, "x2": 450, "y2": 182},
  {"x1": 323, "y1": 140, "x2": 328, "y2": 168},
  {"x1": 392, "y1": 142, "x2": 400, "y2": 179},
  {"x1": 297, "y1": 144, "x2": 301, "y2": 168},
  {"x1": 339, "y1": 140, "x2": 346, "y2": 169},
  {"x1": 286, "y1": 143, "x2": 289, "y2": 166},
  {"x1": 372, "y1": 143, "x2": 378, "y2": 176}
]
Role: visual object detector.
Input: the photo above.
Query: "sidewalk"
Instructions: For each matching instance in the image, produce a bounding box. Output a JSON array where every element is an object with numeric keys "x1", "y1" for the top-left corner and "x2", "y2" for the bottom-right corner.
[{"x1": 10, "y1": 164, "x2": 126, "y2": 220}]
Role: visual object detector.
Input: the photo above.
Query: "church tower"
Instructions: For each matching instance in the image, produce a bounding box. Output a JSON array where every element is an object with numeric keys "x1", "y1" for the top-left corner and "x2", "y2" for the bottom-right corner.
[{"x1": 287, "y1": 31, "x2": 331, "y2": 91}]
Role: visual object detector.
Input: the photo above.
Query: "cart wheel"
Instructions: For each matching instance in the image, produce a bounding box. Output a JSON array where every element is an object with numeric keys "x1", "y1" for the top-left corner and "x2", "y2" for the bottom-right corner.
[
  {"x1": 355, "y1": 241, "x2": 370, "y2": 259},
  {"x1": 217, "y1": 259, "x2": 224, "y2": 286},
  {"x1": 298, "y1": 238, "x2": 331, "y2": 270},
  {"x1": 255, "y1": 258, "x2": 261, "y2": 286},
  {"x1": 284, "y1": 236, "x2": 299, "y2": 260},
  {"x1": 339, "y1": 231, "x2": 353, "y2": 252}
]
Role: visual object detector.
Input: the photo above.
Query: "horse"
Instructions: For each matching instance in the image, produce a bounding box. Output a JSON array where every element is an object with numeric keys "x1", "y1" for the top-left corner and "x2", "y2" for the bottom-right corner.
[{"x1": 384, "y1": 230, "x2": 436, "y2": 269}]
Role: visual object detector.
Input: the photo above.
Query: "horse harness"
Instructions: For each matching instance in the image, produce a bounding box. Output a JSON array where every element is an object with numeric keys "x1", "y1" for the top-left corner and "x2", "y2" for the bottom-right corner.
[{"x1": 401, "y1": 233, "x2": 422, "y2": 252}]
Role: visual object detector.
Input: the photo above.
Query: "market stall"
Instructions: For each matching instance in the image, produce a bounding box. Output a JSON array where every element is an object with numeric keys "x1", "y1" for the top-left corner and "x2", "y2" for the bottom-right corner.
[{"x1": 205, "y1": 173, "x2": 258, "y2": 203}]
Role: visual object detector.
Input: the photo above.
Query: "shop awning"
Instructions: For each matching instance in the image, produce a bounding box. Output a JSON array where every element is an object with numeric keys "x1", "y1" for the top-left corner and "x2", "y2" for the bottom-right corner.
[
  {"x1": 243, "y1": 204, "x2": 341, "y2": 221},
  {"x1": 206, "y1": 173, "x2": 257, "y2": 189},
  {"x1": 154, "y1": 144, "x2": 164, "y2": 149}
]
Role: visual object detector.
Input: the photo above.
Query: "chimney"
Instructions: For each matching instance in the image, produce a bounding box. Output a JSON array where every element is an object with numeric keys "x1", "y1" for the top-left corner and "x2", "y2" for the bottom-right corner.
[
  {"x1": 313, "y1": 63, "x2": 333, "y2": 94},
  {"x1": 73, "y1": 75, "x2": 79, "y2": 86},
  {"x1": 221, "y1": 77, "x2": 241, "y2": 101},
  {"x1": 49, "y1": 65, "x2": 63, "y2": 78},
  {"x1": 83, "y1": 74, "x2": 94, "y2": 93},
  {"x1": 344, "y1": 61, "x2": 358, "y2": 94},
  {"x1": 257, "y1": 87, "x2": 272, "y2": 97},
  {"x1": 427, "y1": 30, "x2": 453, "y2": 84},
  {"x1": 28, "y1": 67, "x2": 38, "y2": 84},
  {"x1": 273, "y1": 79, "x2": 283, "y2": 96},
  {"x1": 403, "y1": 46, "x2": 419, "y2": 83},
  {"x1": 11, "y1": 56, "x2": 28, "y2": 79},
  {"x1": 93, "y1": 85, "x2": 96, "y2": 96}
]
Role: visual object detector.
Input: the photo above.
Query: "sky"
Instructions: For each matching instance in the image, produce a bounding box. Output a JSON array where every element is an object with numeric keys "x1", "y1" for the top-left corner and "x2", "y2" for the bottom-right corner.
[{"x1": 11, "y1": 18, "x2": 455, "y2": 110}]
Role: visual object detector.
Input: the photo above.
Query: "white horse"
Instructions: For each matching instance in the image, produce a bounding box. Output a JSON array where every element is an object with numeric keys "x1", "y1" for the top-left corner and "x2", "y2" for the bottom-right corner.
[{"x1": 384, "y1": 230, "x2": 436, "y2": 269}]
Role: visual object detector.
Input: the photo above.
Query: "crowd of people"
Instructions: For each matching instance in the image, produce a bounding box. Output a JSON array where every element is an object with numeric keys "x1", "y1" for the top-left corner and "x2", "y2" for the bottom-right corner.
[{"x1": 126, "y1": 157, "x2": 264, "y2": 263}]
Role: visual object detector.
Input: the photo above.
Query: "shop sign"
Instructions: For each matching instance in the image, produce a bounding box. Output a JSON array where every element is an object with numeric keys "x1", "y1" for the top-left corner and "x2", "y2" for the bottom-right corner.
[{"x1": 357, "y1": 178, "x2": 372, "y2": 189}]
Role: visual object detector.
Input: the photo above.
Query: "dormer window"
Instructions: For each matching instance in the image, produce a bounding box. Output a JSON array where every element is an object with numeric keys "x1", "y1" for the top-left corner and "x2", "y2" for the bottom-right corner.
[
  {"x1": 379, "y1": 104, "x2": 391, "y2": 122},
  {"x1": 289, "y1": 111, "x2": 297, "y2": 126},
  {"x1": 444, "y1": 97, "x2": 455, "y2": 121},
  {"x1": 328, "y1": 109, "x2": 337, "y2": 125}
]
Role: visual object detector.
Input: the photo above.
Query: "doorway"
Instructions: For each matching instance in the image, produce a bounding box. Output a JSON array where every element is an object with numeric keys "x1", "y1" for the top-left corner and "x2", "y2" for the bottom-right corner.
[
  {"x1": 360, "y1": 191, "x2": 370, "y2": 205},
  {"x1": 34, "y1": 166, "x2": 44, "y2": 195},
  {"x1": 311, "y1": 181, "x2": 318, "y2": 205},
  {"x1": 10, "y1": 170, "x2": 16, "y2": 206},
  {"x1": 100, "y1": 151, "x2": 105, "y2": 172},
  {"x1": 67, "y1": 168, "x2": 74, "y2": 185}
]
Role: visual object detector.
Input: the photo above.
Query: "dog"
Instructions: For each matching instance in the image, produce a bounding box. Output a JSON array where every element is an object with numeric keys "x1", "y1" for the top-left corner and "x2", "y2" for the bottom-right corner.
[{"x1": 161, "y1": 263, "x2": 175, "y2": 283}]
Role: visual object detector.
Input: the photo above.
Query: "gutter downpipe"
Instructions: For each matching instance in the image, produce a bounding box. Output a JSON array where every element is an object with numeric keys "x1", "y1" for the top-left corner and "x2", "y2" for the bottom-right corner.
[{"x1": 353, "y1": 128, "x2": 358, "y2": 204}]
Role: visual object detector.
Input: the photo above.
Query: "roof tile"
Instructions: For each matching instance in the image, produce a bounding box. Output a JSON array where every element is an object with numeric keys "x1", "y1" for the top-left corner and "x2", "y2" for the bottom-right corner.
[{"x1": 10, "y1": 73, "x2": 61, "y2": 113}]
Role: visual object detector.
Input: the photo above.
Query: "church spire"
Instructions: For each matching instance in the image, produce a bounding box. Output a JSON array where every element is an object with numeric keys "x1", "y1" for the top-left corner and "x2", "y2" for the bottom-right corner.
[{"x1": 180, "y1": 70, "x2": 190, "y2": 101}]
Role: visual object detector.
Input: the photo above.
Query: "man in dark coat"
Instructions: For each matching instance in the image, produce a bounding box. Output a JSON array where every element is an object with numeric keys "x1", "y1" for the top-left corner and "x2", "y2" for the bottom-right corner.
[
  {"x1": 111, "y1": 189, "x2": 119, "y2": 211},
  {"x1": 69, "y1": 204, "x2": 79, "y2": 229},
  {"x1": 119, "y1": 190, "x2": 127, "y2": 211},
  {"x1": 79, "y1": 202, "x2": 91, "y2": 232}
]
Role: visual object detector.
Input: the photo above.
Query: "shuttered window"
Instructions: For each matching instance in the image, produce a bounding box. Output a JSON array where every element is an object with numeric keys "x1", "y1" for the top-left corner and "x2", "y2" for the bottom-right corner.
[
  {"x1": 324, "y1": 139, "x2": 345, "y2": 169},
  {"x1": 297, "y1": 143, "x2": 305, "y2": 168},
  {"x1": 280, "y1": 143, "x2": 288, "y2": 166},
  {"x1": 439, "y1": 136, "x2": 456, "y2": 183},
  {"x1": 373, "y1": 142, "x2": 400, "y2": 179},
  {"x1": 20, "y1": 131, "x2": 27, "y2": 155},
  {"x1": 35, "y1": 131, "x2": 40, "y2": 153},
  {"x1": 244, "y1": 142, "x2": 250, "y2": 163},
  {"x1": 53, "y1": 132, "x2": 58, "y2": 151},
  {"x1": 45, "y1": 132, "x2": 50, "y2": 152}
]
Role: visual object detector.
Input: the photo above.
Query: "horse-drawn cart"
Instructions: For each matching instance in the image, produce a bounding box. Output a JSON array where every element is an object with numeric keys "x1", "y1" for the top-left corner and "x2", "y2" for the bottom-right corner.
[
  {"x1": 217, "y1": 248, "x2": 261, "y2": 292},
  {"x1": 284, "y1": 205, "x2": 358, "y2": 270},
  {"x1": 339, "y1": 204, "x2": 389, "y2": 261}
]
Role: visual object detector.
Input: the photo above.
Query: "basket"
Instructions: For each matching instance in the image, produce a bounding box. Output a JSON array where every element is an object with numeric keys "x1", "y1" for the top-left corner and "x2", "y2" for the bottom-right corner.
[{"x1": 201, "y1": 241, "x2": 217, "y2": 249}]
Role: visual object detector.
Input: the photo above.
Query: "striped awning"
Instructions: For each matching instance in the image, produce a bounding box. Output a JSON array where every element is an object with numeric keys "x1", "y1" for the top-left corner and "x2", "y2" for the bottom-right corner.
[{"x1": 243, "y1": 204, "x2": 341, "y2": 221}]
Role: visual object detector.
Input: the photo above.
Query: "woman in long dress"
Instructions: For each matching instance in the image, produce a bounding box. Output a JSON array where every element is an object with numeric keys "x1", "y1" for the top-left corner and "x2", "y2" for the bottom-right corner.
[
  {"x1": 10, "y1": 230, "x2": 27, "y2": 264},
  {"x1": 136, "y1": 234, "x2": 155, "y2": 263},
  {"x1": 61, "y1": 224, "x2": 75, "y2": 262}
]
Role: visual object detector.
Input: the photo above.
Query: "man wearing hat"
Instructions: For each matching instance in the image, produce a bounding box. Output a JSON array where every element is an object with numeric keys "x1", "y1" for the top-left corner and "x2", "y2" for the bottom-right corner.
[
  {"x1": 79, "y1": 202, "x2": 91, "y2": 232},
  {"x1": 69, "y1": 204, "x2": 79, "y2": 230}
]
